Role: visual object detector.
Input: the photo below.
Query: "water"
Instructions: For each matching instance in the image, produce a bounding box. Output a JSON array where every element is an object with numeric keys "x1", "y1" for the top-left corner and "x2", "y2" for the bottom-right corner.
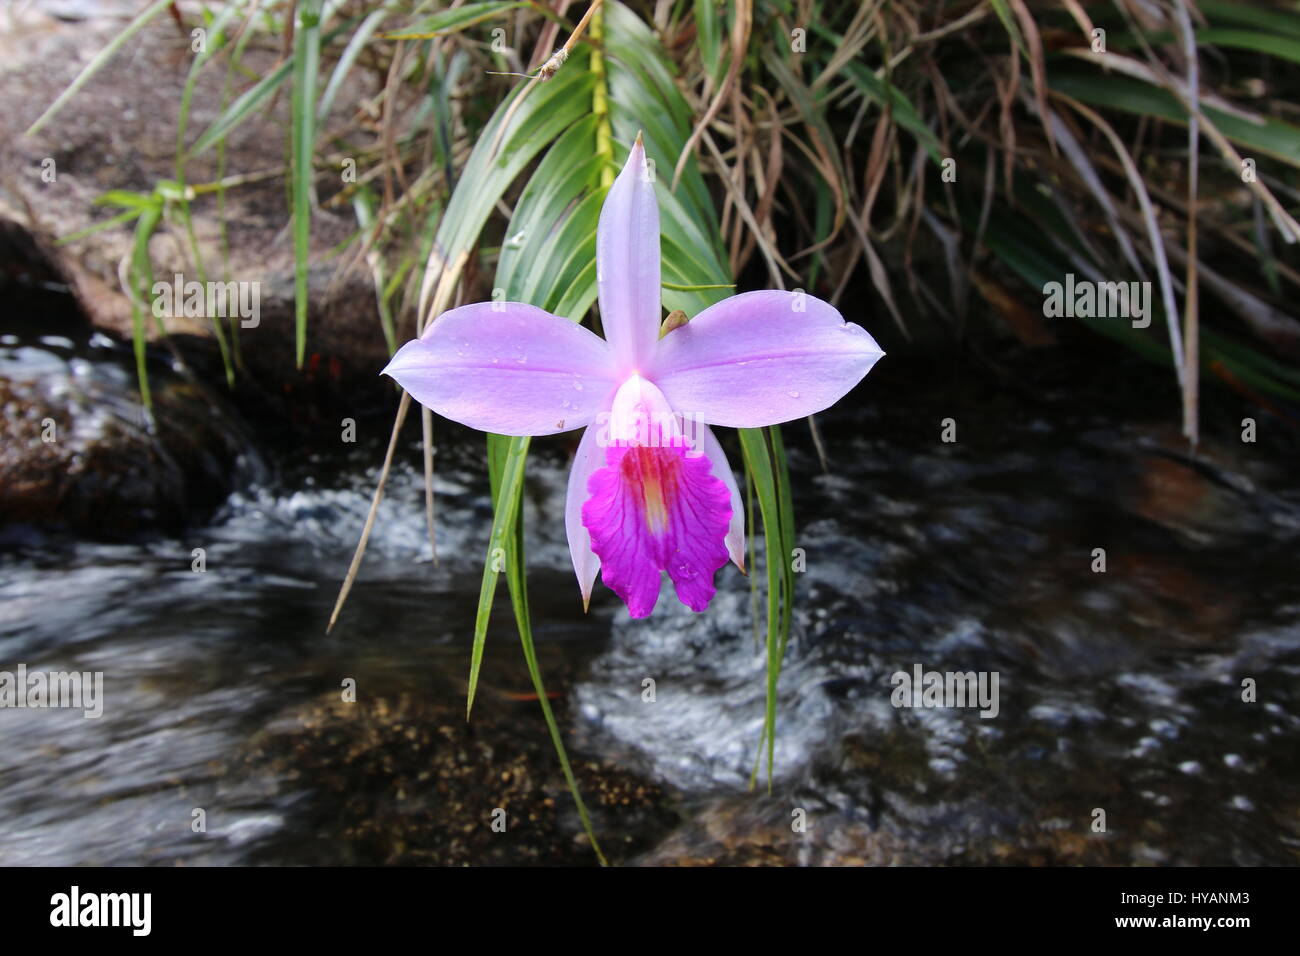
[{"x1": 1, "y1": 337, "x2": 1298, "y2": 865}]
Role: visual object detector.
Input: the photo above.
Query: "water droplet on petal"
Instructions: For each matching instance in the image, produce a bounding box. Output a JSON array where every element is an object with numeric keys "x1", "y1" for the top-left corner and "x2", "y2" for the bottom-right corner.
[{"x1": 787, "y1": 390, "x2": 800, "y2": 398}]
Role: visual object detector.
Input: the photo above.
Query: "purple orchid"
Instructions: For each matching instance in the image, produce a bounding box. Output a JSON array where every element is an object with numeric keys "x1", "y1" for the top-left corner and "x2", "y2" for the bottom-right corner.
[{"x1": 384, "y1": 135, "x2": 883, "y2": 618}]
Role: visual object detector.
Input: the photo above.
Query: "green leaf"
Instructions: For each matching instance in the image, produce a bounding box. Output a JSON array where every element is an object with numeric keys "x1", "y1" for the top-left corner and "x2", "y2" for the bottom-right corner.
[
  {"x1": 188, "y1": 57, "x2": 294, "y2": 157},
  {"x1": 319, "y1": 0, "x2": 400, "y2": 123},
  {"x1": 987, "y1": 0, "x2": 1027, "y2": 57},
  {"x1": 738, "y1": 427, "x2": 789, "y2": 793},
  {"x1": 694, "y1": 0, "x2": 727, "y2": 90},
  {"x1": 128, "y1": 198, "x2": 165, "y2": 410},
  {"x1": 380, "y1": 1, "x2": 529, "y2": 40},
  {"x1": 57, "y1": 208, "x2": 144, "y2": 244},
  {"x1": 25, "y1": 0, "x2": 175, "y2": 136},
  {"x1": 93, "y1": 190, "x2": 159, "y2": 210},
  {"x1": 176, "y1": 0, "x2": 244, "y2": 175},
  {"x1": 493, "y1": 438, "x2": 607, "y2": 865},
  {"x1": 1196, "y1": 28, "x2": 1300, "y2": 66},
  {"x1": 291, "y1": 0, "x2": 323, "y2": 368},
  {"x1": 1197, "y1": 0, "x2": 1300, "y2": 40},
  {"x1": 437, "y1": 67, "x2": 597, "y2": 274},
  {"x1": 187, "y1": 16, "x2": 355, "y2": 158},
  {"x1": 1049, "y1": 70, "x2": 1300, "y2": 169},
  {"x1": 840, "y1": 61, "x2": 944, "y2": 162},
  {"x1": 468, "y1": 434, "x2": 531, "y2": 719}
]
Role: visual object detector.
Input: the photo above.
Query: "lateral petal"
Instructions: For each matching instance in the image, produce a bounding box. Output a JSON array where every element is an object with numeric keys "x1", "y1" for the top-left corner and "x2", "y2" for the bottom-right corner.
[
  {"x1": 382, "y1": 302, "x2": 616, "y2": 436},
  {"x1": 650, "y1": 290, "x2": 884, "y2": 428},
  {"x1": 564, "y1": 424, "x2": 603, "y2": 608},
  {"x1": 697, "y1": 423, "x2": 745, "y2": 572}
]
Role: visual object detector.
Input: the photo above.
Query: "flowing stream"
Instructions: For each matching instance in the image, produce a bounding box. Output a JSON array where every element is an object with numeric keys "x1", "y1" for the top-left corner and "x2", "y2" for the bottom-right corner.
[{"x1": 1, "y1": 331, "x2": 1298, "y2": 866}]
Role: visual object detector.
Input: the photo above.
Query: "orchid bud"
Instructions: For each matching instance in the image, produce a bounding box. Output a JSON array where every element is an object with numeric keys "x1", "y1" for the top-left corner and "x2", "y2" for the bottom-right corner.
[{"x1": 659, "y1": 309, "x2": 689, "y2": 338}]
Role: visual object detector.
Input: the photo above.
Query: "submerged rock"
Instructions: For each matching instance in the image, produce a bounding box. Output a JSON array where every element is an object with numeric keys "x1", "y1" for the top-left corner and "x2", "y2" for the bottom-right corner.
[
  {"x1": 0, "y1": 335, "x2": 263, "y2": 538},
  {"x1": 0, "y1": 217, "x2": 263, "y2": 537},
  {"x1": 239, "y1": 690, "x2": 679, "y2": 866}
]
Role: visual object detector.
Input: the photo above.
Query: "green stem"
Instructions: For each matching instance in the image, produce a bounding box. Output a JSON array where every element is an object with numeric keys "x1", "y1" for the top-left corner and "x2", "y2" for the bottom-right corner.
[{"x1": 591, "y1": 3, "x2": 614, "y2": 188}]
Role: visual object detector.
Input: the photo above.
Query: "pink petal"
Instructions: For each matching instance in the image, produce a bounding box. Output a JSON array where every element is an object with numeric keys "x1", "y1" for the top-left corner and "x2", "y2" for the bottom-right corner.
[
  {"x1": 382, "y1": 302, "x2": 617, "y2": 436},
  {"x1": 564, "y1": 423, "x2": 604, "y2": 608},
  {"x1": 698, "y1": 423, "x2": 745, "y2": 572},
  {"x1": 582, "y1": 441, "x2": 732, "y2": 618},
  {"x1": 649, "y1": 290, "x2": 885, "y2": 428},
  {"x1": 597, "y1": 135, "x2": 661, "y2": 377},
  {"x1": 581, "y1": 375, "x2": 733, "y2": 617}
]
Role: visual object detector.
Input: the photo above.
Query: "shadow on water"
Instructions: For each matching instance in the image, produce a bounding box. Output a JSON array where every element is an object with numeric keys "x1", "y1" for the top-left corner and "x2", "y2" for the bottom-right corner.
[{"x1": 1, "y1": 319, "x2": 1298, "y2": 865}]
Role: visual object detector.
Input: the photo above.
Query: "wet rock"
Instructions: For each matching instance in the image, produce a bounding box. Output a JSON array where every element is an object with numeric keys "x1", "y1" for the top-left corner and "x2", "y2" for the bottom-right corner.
[
  {"x1": 240, "y1": 691, "x2": 679, "y2": 866},
  {"x1": 634, "y1": 795, "x2": 1126, "y2": 866},
  {"x1": 0, "y1": 335, "x2": 263, "y2": 538},
  {"x1": 0, "y1": 214, "x2": 260, "y2": 536},
  {"x1": 0, "y1": 215, "x2": 263, "y2": 537},
  {"x1": 0, "y1": 5, "x2": 400, "y2": 409}
]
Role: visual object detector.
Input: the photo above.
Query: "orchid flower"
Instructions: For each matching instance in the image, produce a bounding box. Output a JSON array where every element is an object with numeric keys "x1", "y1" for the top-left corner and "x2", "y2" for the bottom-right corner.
[{"x1": 384, "y1": 135, "x2": 883, "y2": 618}]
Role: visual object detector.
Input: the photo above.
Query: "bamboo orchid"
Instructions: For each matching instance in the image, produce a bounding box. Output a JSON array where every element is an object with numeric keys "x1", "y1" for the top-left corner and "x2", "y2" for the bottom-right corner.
[{"x1": 384, "y1": 136, "x2": 883, "y2": 618}]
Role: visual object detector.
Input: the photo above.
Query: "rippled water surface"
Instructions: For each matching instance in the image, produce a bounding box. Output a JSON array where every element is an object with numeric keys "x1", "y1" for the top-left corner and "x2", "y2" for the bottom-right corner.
[{"x1": 2, "y1": 339, "x2": 1298, "y2": 865}]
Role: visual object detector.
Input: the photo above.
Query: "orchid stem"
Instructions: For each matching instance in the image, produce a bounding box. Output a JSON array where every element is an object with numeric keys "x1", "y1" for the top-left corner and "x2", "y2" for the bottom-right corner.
[
  {"x1": 487, "y1": 0, "x2": 606, "y2": 163},
  {"x1": 661, "y1": 281, "x2": 735, "y2": 291},
  {"x1": 591, "y1": 1, "x2": 614, "y2": 189}
]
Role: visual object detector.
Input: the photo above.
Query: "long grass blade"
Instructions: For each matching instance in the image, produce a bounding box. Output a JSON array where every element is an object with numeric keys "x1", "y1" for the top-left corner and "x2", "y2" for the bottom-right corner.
[
  {"x1": 25, "y1": 0, "x2": 175, "y2": 136},
  {"x1": 291, "y1": 0, "x2": 324, "y2": 368}
]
